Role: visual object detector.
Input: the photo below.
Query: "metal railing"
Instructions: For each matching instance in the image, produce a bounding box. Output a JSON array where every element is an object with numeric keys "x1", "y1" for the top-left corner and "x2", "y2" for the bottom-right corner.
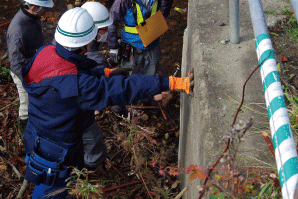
[
  {"x1": 229, "y1": 0, "x2": 240, "y2": 43},
  {"x1": 229, "y1": 0, "x2": 298, "y2": 197},
  {"x1": 237, "y1": 0, "x2": 298, "y2": 198}
]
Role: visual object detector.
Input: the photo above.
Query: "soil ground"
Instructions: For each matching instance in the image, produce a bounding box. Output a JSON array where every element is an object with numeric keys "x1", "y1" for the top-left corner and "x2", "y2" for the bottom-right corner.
[
  {"x1": 269, "y1": 16, "x2": 298, "y2": 94},
  {"x1": 0, "y1": 0, "x2": 188, "y2": 198}
]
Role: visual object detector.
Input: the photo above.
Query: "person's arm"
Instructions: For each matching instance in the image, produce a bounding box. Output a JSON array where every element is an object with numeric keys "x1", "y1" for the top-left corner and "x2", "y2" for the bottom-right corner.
[
  {"x1": 108, "y1": 0, "x2": 128, "y2": 49},
  {"x1": 160, "y1": 0, "x2": 174, "y2": 19},
  {"x1": 85, "y1": 51, "x2": 111, "y2": 69},
  {"x1": 88, "y1": 67, "x2": 131, "y2": 78},
  {"x1": 88, "y1": 67, "x2": 106, "y2": 78},
  {"x1": 76, "y1": 68, "x2": 194, "y2": 111},
  {"x1": 7, "y1": 34, "x2": 27, "y2": 80},
  {"x1": 76, "y1": 74, "x2": 169, "y2": 111}
]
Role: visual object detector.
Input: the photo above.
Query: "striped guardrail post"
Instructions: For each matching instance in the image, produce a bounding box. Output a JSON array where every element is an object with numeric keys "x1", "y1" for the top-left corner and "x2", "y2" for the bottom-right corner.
[
  {"x1": 248, "y1": 0, "x2": 298, "y2": 198},
  {"x1": 291, "y1": 0, "x2": 298, "y2": 22}
]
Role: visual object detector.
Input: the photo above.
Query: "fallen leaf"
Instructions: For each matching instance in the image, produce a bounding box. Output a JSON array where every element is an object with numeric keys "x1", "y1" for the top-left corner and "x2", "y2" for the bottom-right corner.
[
  {"x1": 215, "y1": 174, "x2": 222, "y2": 181},
  {"x1": 289, "y1": 74, "x2": 295, "y2": 80},
  {"x1": 169, "y1": 21, "x2": 177, "y2": 26},
  {"x1": 189, "y1": 171, "x2": 197, "y2": 181},
  {"x1": 0, "y1": 164, "x2": 7, "y2": 171},
  {"x1": 280, "y1": 55, "x2": 288, "y2": 62},
  {"x1": 243, "y1": 184, "x2": 254, "y2": 193},
  {"x1": 197, "y1": 169, "x2": 206, "y2": 180},
  {"x1": 159, "y1": 169, "x2": 166, "y2": 176},
  {"x1": 189, "y1": 169, "x2": 205, "y2": 181},
  {"x1": 3, "y1": 109, "x2": 9, "y2": 127}
]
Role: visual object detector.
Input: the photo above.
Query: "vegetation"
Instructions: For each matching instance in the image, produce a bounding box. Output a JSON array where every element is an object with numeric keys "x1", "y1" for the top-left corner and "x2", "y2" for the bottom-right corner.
[
  {"x1": 1, "y1": 1, "x2": 298, "y2": 199},
  {"x1": 0, "y1": 65, "x2": 11, "y2": 82}
]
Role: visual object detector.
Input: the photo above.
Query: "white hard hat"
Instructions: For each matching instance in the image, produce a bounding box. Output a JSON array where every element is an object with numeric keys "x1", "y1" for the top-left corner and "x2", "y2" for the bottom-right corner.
[
  {"x1": 81, "y1": 1, "x2": 113, "y2": 29},
  {"x1": 54, "y1": 7, "x2": 97, "y2": 48},
  {"x1": 24, "y1": 0, "x2": 54, "y2": 8}
]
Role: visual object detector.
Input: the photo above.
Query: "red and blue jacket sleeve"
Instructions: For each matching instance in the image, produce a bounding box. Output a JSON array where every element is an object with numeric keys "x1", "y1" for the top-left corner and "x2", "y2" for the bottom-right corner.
[{"x1": 76, "y1": 73, "x2": 169, "y2": 111}]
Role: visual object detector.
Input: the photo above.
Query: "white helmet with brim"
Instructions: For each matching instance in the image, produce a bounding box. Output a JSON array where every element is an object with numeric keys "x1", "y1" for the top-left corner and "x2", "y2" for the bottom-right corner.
[
  {"x1": 81, "y1": 1, "x2": 113, "y2": 29},
  {"x1": 54, "y1": 7, "x2": 97, "y2": 48},
  {"x1": 24, "y1": 0, "x2": 54, "y2": 8}
]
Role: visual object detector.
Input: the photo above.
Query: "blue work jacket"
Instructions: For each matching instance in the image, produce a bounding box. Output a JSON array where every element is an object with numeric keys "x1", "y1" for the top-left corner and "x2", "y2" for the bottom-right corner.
[{"x1": 22, "y1": 43, "x2": 169, "y2": 146}]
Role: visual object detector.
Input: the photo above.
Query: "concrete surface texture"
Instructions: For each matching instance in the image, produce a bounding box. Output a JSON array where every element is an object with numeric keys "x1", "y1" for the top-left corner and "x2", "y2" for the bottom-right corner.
[{"x1": 178, "y1": 0, "x2": 291, "y2": 198}]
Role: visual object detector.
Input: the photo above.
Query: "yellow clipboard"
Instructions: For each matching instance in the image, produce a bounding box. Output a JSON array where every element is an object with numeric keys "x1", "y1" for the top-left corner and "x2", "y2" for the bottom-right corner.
[{"x1": 136, "y1": 10, "x2": 169, "y2": 47}]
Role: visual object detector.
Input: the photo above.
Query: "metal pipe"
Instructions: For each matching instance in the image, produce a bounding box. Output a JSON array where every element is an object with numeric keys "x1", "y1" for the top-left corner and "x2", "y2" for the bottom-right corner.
[
  {"x1": 248, "y1": 0, "x2": 298, "y2": 198},
  {"x1": 229, "y1": 0, "x2": 240, "y2": 43},
  {"x1": 291, "y1": 0, "x2": 298, "y2": 22}
]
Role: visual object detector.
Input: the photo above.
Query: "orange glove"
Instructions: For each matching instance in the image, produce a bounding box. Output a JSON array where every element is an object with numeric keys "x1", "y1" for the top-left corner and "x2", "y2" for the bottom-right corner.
[
  {"x1": 104, "y1": 68, "x2": 116, "y2": 77},
  {"x1": 169, "y1": 76, "x2": 190, "y2": 94}
]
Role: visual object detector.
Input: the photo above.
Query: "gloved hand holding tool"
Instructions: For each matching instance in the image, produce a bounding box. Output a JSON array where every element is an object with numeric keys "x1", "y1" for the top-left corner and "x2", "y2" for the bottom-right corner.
[
  {"x1": 154, "y1": 68, "x2": 194, "y2": 101},
  {"x1": 104, "y1": 67, "x2": 132, "y2": 78},
  {"x1": 105, "y1": 68, "x2": 132, "y2": 78},
  {"x1": 169, "y1": 67, "x2": 194, "y2": 94},
  {"x1": 109, "y1": 67, "x2": 132, "y2": 77}
]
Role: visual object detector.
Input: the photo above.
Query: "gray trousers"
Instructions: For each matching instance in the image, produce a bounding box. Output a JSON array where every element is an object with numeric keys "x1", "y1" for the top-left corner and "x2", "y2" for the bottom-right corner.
[
  {"x1": 83, "y1": 122, "x2": 107, "y2": 167},
  {"x1": 122, "y1": 43, "x2": 160, "y2": 75},
  {"x1": 11, "y1": 72, "x2": 29, "y2": 120}
]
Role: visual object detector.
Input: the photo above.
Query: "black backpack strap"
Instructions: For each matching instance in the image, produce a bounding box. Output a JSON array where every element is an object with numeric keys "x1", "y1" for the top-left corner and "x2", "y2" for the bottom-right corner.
[{"x1": 130, "y1": 0, "x2": 138, "y2": 25}]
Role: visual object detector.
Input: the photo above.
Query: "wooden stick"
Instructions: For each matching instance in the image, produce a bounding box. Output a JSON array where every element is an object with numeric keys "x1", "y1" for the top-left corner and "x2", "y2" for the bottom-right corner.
[
  {"x1": 262, "y1": 131, "x2": 275, "y2": 157},
  {"x1": 127, "y1": 105, "x2": 159, "y2": 109},
  {"x1": 1, "y1": 156, "x2": 22, "y2": 179},
  {"x1": 104, "y1": 180, "x2": 142, "y2": 192},
  {"x1": 105, "y1": 160, "x2": 125, "y2": 177},
  {"x1": 175, "y1": 186, "x2": 188, "y2": 199},
  {"x1": 0, "y1": 20, "x2": 11, "y2": 28},
  {"x1": 16, "y1": 179, "x2": 28, "y2": 199}
]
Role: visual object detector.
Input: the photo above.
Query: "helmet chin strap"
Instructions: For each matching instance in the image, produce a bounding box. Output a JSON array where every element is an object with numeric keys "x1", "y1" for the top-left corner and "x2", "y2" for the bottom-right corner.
[
  {"x1": 24, "y1": 2, "x2": 42, "y2": 15},
  {"x1": 34, "y1": 6, "x2": 43, "y2": 14}
]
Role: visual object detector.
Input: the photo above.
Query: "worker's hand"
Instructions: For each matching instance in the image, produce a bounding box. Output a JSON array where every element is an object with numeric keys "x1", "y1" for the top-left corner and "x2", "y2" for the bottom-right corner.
[
  {"x1": 169, "y1": 68, "x2": 194, "y2": 94},
  {"x1": 153, "y1": 91, "x2": 169, "y2": 101},
  {"x1": 109, "y1": 68, "x2": 132, "y2": 77},
  {"x1": 109, "y1": 49, "x2": 119, "y2": 64}
]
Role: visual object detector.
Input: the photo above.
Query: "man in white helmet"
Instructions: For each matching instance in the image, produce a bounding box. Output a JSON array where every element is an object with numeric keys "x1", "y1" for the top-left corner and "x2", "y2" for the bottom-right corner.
[
  {"x1": 22, "y1": 7, "x2": 193, "y2": 198},
  {"x1": 7, "y1": 0, "x2": 54, "y2": 135},
  {"x1": 82, "y1": 1, "x2": 129, "y2": 115},
  {"x1": 81, "y1": 1, "x2": 114, "y2": 68}
]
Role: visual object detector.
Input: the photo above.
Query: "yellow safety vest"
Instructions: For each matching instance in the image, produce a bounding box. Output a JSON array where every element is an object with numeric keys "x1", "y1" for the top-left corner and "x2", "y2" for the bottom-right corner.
[{"x1": 124, "y1": 0, "x2": 158, "y2": 34}]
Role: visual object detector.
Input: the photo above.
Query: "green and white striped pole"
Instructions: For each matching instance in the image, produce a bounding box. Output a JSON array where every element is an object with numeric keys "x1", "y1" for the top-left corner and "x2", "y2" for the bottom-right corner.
[{"x1": 249, "y1": 0, "x2": 298, "y2": 198}]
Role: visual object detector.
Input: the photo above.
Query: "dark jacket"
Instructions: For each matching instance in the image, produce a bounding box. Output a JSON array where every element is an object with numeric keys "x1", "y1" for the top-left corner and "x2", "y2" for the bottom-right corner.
[
  {"x1": 108, "y1": 0, "x2": 173, "y2": 49},
  {"x1": 7, "y1": 6, "x2": 43, "y2": 80},
  {"x1": 22, "y1": 43, "x2": 169, "y2": 145},
  {"x1": 85, "y1": 40, "x2": 111, "y2": 68}
]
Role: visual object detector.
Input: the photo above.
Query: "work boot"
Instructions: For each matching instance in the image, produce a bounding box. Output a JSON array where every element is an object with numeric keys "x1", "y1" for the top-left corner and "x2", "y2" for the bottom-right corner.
[
  {"x1": 84, "y1": 162, "x2": 107, "y2": 172},
  {"x1": 17, "y1": 118, "x2": 28, "y2": 136},
  {"x1": 112, "y1": 105, "x2": 128, "y2": 118}
]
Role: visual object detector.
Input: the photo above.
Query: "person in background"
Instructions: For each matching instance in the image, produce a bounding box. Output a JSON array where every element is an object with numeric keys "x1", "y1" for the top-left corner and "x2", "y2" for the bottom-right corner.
[
  {"x1": 7, "y1": 0, "x2": 54, "y2": 135},
  {"x1": 82, "y1": 1, "x2": 113, "y2": 68},
  {"x1": 108, "y1": 0, "x2": 174, "y2": 74},
  {"x1": 22, "y1": 7, "x2": 193, "y2": 198},
  {"x1": 82, "y1": 1, "x2": 131, "y2": 171},
  {"x1": 108, "y1": 0, "x2": 174, "y2": 113}
]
